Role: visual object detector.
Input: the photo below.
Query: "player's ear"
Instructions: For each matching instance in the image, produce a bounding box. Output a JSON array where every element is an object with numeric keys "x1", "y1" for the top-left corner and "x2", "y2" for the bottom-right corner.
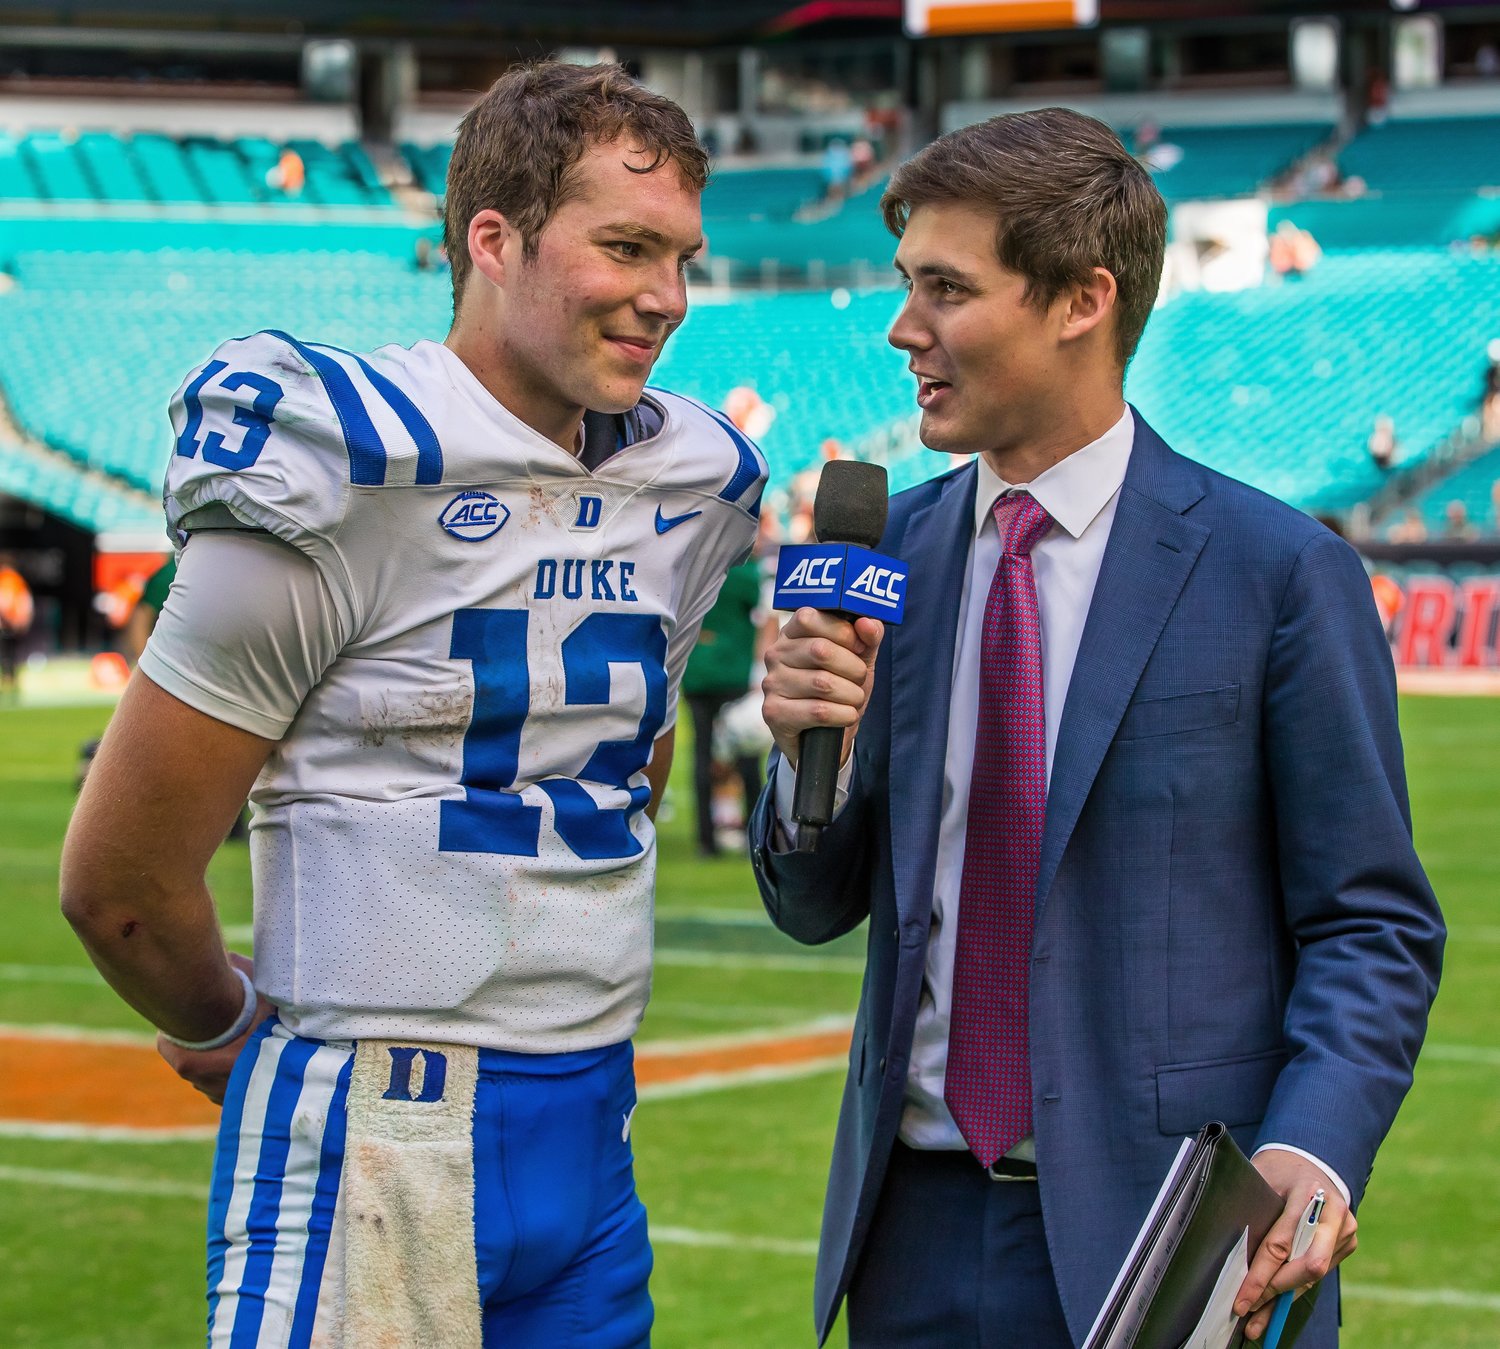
[{"x1": 466, "y1": 210, "x2": 521, "y2": 291}]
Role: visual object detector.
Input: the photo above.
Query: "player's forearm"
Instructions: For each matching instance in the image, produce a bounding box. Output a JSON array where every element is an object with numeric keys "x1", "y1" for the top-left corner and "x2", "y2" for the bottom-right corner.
[{"x1": 62, "y1": 869, "x2": 246, "y2": 1041}]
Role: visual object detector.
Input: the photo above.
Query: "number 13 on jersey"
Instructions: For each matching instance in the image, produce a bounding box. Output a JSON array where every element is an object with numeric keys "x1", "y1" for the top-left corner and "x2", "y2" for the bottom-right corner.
[{"x1": 439, "y1": 608, "x2": 669, "y2": 862}]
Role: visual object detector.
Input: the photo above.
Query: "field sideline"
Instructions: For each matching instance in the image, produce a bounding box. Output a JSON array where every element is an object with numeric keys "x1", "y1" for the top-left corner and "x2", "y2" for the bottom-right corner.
[{"x1": 2, "y1": 697, "x2": 1497, "y2": 1347}]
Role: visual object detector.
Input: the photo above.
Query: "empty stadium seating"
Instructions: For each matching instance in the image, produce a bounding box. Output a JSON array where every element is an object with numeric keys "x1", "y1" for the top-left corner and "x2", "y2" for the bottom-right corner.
[
  {"x1": 4, "y1": 232, "x2": 1500, "y2": 526},
  {"x1": 0, "y1": 434, "x2": 161, "y2": 537},
  {"x1": 1126, "y1": 248, "x2": 1500, "y2": 512},
  {"x1": 1339, "y1": 117, "x2": 1500, "y2": 195},
  {"x1": 1408, "y1": 444, "x2": 1500, "y2": 536},
  {"x1": 0, "y1": 131, "x2": 392, "y2": 208},
  {"x1": 1142, "y1": 122, "x2": 1332, "y2": 202},
  {"x1": 0, "y1": 244, "x2": 910, "y2": 497}
]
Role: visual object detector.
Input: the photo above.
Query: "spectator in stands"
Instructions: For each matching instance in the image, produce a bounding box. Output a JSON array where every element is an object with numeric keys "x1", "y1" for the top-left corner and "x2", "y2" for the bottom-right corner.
[
  {"x1": 1368, "y1": 414, "x2": 1399, "y2": 470},
  {"x1": 1132, "y1": 120, "x2": 1183, "y2": 173},
  {"x1": 1478, "y1": 43, "x2": 1500, "y2": 80},
  {"x1": 0, "y1": 552, "x2": 33, "y2": 699},
  {"x1": 1389, "y1": 509, "x2": 1428, "y2": 543},
  {"x1": 1444, "y1": 500, "x2": 1478, "y2": 540},
  {"x1": 851, "y1": 136, "x2": 877, "y2": 189},
  {"x1": 788, "y1": 437, "x2": 847, "y2": 543},
  {"x1": 1482, "y1": 339, "x2": 1500, "y2": 442},
  {"x1": 822, "y1": 137, "x2": 854, "y2": 201},
  {"x1": 1365, "y1": 70, "x2": 1391, "y2": 126},
  {"x1": 267, "y1": 146, "x2": 305, "y2": 196},
  {"x1": 1269, "y1": 219, "x2": 1321, "y2": 280}
]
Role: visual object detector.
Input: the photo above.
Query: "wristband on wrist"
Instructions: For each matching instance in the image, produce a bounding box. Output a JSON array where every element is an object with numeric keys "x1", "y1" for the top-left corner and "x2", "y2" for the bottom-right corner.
[{"x1": 160, "y1": 965, "x2": 258, "y2": 1051}]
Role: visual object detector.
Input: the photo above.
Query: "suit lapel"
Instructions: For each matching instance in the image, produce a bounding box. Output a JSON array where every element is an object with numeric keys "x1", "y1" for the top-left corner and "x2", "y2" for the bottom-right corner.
[
  {"x1": 1036, "y1": 420, "x2": 1211, "y2": 912},
  {"x1": 889, "y1": 465, "x2": 976, "y2": 926}
]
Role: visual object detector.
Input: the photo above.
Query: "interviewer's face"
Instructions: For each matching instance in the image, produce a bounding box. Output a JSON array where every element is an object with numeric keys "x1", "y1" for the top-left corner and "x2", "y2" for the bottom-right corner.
[{"x1": 887, "y1": 201, "x2": 1064, "y2": 460}]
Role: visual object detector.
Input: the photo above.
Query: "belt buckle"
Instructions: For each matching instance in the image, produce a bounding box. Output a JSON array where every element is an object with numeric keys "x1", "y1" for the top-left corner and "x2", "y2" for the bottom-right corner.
[{"x1": 985, "y1": 1157, "x2": 1038, "y2": 1183}]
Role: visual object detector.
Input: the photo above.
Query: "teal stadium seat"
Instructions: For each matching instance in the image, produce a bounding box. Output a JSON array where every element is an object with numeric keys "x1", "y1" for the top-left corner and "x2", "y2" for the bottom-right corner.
[
  {"x1": 3, "y1": 236, "x2": 1498, "y2": 519},
  {"x1": 130, "y1": 133, "x2": 206, "y2": 203},
  {"x1": 0, "y1": 133, "x2": 42, "y2": 199},
  {"x1": 1411, "y1": 444, "x2": 1500, "y2": 534},
  {"x1": 23, "y1": 133, "x2": 98, "y2": 203},
  {"x1": 1126, "y1": 249, "x2": 1500, "y2": 512},
  {"x1": 1339, "y1": 117, "x2": 1500, "y2": 193},
  {"x1": 76, "y1": 132, "x2": 152, "y2": 202},
  {"x1": 1142, "y1": 122, "x2": 1331, "y2": 202}
]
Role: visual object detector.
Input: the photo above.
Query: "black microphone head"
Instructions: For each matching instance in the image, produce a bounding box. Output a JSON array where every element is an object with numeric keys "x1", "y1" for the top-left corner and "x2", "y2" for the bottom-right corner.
[{"x1": 813, "y1": 459, "x2": 889, "y2": 550}]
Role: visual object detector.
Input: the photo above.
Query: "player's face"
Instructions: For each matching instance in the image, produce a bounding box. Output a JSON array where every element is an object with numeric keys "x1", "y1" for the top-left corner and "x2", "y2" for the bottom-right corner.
[
  {"x1": 887, "y1": 201, "x2": 1066, "y2": 461},
  {"x1": 509, "y1": 138, "x2": 703, "y2": 422}
]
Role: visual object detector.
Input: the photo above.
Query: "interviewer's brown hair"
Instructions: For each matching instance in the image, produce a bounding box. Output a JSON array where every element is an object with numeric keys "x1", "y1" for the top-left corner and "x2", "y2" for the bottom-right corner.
[
  {"x1": 882, "y1": 108, "x2": 1166, "y2": 366},
  {"x1": 444, "y1": 61, "x2": 710, "y2": 312}
]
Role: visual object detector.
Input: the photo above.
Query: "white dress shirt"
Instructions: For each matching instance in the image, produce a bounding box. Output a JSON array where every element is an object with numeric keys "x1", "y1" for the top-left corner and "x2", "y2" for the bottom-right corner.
[
  {"x1": 899, "y1": 407, "x2": 1134, "y2": 1151},
  {"x1": 773, "y1": 405, "x2": 1348, "y2": 1199}
]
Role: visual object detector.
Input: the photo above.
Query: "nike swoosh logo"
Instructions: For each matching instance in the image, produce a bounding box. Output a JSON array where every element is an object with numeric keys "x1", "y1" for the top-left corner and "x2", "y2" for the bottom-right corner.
[{"x1": 655, "y1": 506, "x2": 703, "y2": 535}]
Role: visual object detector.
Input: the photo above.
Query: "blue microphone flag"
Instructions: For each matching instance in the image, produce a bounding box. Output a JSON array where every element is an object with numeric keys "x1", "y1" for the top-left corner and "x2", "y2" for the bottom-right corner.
[{"x1": 773, "y1": 543, "x2": 908, "y2": 624}]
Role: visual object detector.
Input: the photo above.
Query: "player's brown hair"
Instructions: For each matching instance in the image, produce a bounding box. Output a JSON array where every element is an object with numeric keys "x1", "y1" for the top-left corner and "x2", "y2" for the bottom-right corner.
[
  {"x1": 881, "y1": 108, "x2": 1166, "y2": 366},
  {"x1": 443, "y1": 61, "x2": 710, "y2": 312}
]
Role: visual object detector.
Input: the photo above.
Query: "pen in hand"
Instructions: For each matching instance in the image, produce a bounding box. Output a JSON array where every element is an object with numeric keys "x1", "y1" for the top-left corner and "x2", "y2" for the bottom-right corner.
[{"x1": 1261, "y1": 1189, "x2": 1325, "y2": 1349}]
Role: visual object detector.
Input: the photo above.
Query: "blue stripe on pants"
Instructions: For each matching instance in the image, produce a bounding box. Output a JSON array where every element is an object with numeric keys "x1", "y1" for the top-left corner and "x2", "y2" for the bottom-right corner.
[
  {"x1": 228, "y1": 1035, "x2": 321, "y2": 1349},
  {"x1": 286, "y1": 1054, "x2": 352, "y2": 1344},
  {"x1": 206, "y1": 1019, "x2": 278, "y2": 1343}
]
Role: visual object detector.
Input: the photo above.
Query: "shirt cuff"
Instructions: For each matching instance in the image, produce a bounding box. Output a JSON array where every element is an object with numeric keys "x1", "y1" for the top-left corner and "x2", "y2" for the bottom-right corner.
[
  {"x1": 769, "y1": 752, "x2": 855, "y2": 853},
  {"x1": 1252, "y1": 1144, "x2": 1352, "y2": 1207}
]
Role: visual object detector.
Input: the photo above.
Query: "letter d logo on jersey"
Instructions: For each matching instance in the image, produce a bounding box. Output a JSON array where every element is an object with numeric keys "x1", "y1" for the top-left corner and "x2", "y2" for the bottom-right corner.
[{"x1": 440, "y1": 491, "x2": 510, "y2": 541}]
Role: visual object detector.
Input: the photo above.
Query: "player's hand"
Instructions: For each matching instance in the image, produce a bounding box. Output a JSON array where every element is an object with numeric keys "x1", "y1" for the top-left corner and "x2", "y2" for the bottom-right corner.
[
  {"x1": 761, "y1": 608, "x2": 884, "y2": 768},
  {"x1": 1236, "y1": 1150, "x2": 1358, "y2": 1341},
  {"x1": 156, "y1": 952, "x2": 276, "y2": 1107}
]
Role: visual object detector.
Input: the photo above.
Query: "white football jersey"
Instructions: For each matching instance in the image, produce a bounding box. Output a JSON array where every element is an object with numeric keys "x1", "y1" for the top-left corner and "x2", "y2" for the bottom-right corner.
[{"x1": 162, "y1": 331, "x2": 765, "y2": 1052}]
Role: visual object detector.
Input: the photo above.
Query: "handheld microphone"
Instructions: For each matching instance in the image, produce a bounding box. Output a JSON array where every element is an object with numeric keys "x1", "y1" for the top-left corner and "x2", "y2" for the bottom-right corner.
[{"x1": 779, "y1": 460, "x2": 895, "y2": 853}]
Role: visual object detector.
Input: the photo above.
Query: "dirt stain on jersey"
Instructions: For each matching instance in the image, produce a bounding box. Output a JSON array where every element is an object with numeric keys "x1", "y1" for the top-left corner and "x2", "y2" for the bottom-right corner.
[{"x1": 360, "y1": 687, "x2": 474, "y2": 750}]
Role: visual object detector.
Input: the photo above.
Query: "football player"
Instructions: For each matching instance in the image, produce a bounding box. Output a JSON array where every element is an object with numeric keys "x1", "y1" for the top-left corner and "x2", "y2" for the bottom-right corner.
[{"x1": 61, "y1": 62, "x2": 765, "y2": 1348}]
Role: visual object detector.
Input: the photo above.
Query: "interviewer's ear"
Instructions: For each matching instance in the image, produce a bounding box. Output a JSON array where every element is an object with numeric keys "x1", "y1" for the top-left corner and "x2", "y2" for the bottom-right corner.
[
  {"x1": 466, "y1": 210, "x2": 523, "y2": 290},
  {"x1": 1059, "y1": 266, "x2": 1118, "y2": 346}
]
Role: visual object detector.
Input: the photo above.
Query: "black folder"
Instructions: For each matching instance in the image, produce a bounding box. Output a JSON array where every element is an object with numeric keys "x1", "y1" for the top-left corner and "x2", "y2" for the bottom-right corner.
[{"x1": 1084, "y1": 1121, "x2": 1320, "y2": 1349}]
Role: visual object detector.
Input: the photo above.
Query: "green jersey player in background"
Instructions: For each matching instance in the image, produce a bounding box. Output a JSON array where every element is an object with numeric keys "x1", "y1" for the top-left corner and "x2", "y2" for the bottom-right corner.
[{"x1": 61, "y1": 61, "x2": 765, "y2": 1349}]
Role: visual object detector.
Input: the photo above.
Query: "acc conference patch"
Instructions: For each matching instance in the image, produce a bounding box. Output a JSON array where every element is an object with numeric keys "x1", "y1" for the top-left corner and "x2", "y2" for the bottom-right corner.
[{"x1": 440, "y1": 491, "x2": 509, "y2": 541}]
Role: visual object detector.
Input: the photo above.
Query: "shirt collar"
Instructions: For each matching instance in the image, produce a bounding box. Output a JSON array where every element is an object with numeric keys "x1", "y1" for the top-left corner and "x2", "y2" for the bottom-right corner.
[{"x1": 972, "y1": 406, "x2": 1135, "y2": 541}]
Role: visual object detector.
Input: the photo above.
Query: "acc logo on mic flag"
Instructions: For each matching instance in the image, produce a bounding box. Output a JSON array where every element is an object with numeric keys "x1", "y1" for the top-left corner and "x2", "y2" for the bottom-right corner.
[{"x1": 773, "y1": 544, "x2": 908, "y2": 623}]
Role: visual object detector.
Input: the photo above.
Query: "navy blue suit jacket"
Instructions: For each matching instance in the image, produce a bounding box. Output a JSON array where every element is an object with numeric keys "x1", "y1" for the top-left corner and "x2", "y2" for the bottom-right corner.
[{"x1": 749, "y1": 414, "x2": 1444, "y2": 1346}]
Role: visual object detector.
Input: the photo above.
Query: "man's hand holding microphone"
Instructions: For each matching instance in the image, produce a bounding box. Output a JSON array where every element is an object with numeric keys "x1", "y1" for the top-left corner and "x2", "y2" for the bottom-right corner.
[{"x1": 762, "y1": 461, "x2": 904, "y2": 851}]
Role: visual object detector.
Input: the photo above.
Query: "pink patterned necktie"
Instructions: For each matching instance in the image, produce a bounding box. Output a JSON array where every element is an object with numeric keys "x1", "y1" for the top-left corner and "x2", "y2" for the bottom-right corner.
[{"x1": 944, "y1": 490, "x2": 1053, "y2": 1168}]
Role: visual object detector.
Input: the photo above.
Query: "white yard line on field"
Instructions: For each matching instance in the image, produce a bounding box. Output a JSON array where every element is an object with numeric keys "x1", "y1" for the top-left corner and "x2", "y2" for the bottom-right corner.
[
  {"x1": 0, "y1": 1121, "x2": 217, "y2": 1142},
  {"x1": 2, "y1": 1167, "x2": 1496, "y2": 1301}
]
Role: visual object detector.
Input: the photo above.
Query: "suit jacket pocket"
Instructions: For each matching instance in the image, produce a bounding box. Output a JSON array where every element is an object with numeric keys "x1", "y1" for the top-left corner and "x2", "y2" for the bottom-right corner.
[
  {"x1": 1117, "y1": 684, "x2": 1240, "y2": 741},
  {"x1": 1156, "y1": 1047, "x2": 1286, "y2": 1135}
]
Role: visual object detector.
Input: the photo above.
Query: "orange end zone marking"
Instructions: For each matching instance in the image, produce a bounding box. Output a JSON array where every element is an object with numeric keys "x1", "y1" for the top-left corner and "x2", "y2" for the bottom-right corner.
[
  {"x1": 0, "y1": 1033, "x2": 221, "y2": 1130},
  {"x1": 1, "y1": 1026, "x2": 854, "y2": 1131}
]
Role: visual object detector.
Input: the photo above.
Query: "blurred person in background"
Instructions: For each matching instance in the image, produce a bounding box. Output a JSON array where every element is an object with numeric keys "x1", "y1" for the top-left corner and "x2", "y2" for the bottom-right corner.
[
  {"x1": 0, "y1": 551, "x2": 33, "y2": 699},
  {"x1": 1444, "y1": 499, "x2": 1478, "y2": 540},
  {"x1": 752, "y1": 108, "x2": 1442, "y2": 1349},
  {"x1": 122, "y1": 552, "x2": 176, "y2": 667},
  {"x1": 1481, "y1": 338, "x2": 1500, "y2": 442},
  {"x1": 60, "y1": 61, "x2": 763, "y2": 1349},
  {"x1": 1367, "y1": 413, "x2": 1398, "y2": 471},
  {"x1": 682, "y1": 556, "x2": 765, "y2": 855}
]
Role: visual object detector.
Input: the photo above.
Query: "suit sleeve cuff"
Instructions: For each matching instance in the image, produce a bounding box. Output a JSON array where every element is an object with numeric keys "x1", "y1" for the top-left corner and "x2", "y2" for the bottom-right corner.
[
  {"x1": 768, "y1": 754, "x2": 856, "y2": 853},
  {"x1": 1252, "y1": 1144, "x2": 1352, "y2": 1206}
]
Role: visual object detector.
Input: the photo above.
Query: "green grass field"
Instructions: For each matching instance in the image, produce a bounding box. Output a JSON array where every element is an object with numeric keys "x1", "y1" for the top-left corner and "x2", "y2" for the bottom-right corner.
[{"x1": 2, "y1": 694, "x2": 1498, "y2": 1347}]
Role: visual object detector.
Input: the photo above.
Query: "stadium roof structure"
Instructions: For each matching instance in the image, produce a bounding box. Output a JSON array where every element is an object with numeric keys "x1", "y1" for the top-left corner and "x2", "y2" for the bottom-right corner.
[{"x1": 0, "y1": 0, "x2": 904, "y2": 47}]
